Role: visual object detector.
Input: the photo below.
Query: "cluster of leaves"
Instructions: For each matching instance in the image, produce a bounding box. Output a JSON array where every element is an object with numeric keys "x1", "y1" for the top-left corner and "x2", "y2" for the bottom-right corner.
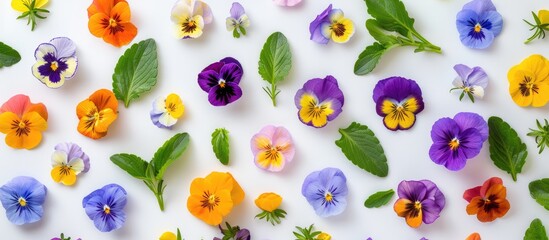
[
  {"x1": 0, "y1": 42, "x2": 21, "y2": 69},
  {"x1": 258, "y1": 32, "x2": 292, "y2": 107},
  {"x1": 113, "y1": 38, "x2": 158, "y2": 108},
  {"x1": 527, "y1": 119, "x2": 549, "y2": 154},
  {"x1": 110, "y1": 133, "x2": 189, "y2": 211},
  {"x1": 215, "y1": 222, "x2": 250, "y2": 240},
  {"x1": 354, "y1": 0, "x2": 441, "y2": 75},
  {"x1": 15, "y1": 0, "x2": 49, "y2": 31},
  {"x1": 211, "y1": 128, "x2": 230, "y2": 165},
  {"x1": 293, "y1": 224, "x2": 321, "y2": 240},
  {"x1": 255, "y1": 208, "x2": 287, "y2": 225},
  {"x1": 524, "y1": 12, "x2": 549, "y2": 44},
  {"x1": 487, "y1": 116, "x2": 527, "y2": 181}
]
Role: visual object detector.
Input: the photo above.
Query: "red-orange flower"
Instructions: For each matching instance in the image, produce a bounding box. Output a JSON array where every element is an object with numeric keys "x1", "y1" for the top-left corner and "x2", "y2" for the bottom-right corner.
[
  {"x1": 76, "y1": 89, "x2": 118, "y2": 139},
  {"x1": 87, "y1": 0, "x2": 137, "y2": 47},
  {"x1": 463, "y1": 177, "x2": 510, "y2": 222},
  {"x1": 466, "y1": 232, "x2": 481, "y2": 240},
  {"x1": 0, "y1": 95, "x2": 48, "y2": 149}
]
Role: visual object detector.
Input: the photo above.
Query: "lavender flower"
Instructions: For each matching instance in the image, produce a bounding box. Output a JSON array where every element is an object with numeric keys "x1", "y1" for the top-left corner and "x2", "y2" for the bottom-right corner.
[
  {"x1": 0, "y1": 176, "x2": 47, "y2": 225},
  {"x1": 456, "y1": 0, "x2": 503, "y2": 49},
  {"x1": 82, "y1": 184, "x2": 127, "y2": 232},
  {"x1": 451, "y1": 64, "x2": 488, "y2": 102},
  {"x1": 301, "y1": 167, "x2": 348, "y2": 217}
]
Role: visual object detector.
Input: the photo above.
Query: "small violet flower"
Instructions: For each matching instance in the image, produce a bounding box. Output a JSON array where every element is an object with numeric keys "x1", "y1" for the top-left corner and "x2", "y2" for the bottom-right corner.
[
  {"x1": 456, "y1": 0, "x2": 503, "y2": 49},
  {"x1": 250, "y1": 125, "x2": 295, "y2": 172},
  {"x1": 82, "y1": 184, "x2": 127, "y2": 232},
  {"x1": 301, "y1": 167, "x2": 348, "y2": 217},
  {"x1": 393, "y1": 180, "x2": 445, "y2": 228},
  {"x1": 32, "y1": 37, "x2": 77, "y2": 88},
  {"x1": 226, "y1": 2, "x2": 249, "y2": 38},
  {"x1": 198, "y1": 57, "x2": 243, "y2": 106},
  {"x1": 463, "y1": 177, "x2": 510, "y2": 222},
  {"x1": 51, "y1": 142, "x2": 90, "y2": 186},
  {"x1": 294, "y1": 75, "x2": 344, "y2": 128},
  {"x1": 372, "y1": 77, "x2": 424, "y2": 131},
  {"x1": 272, "y1": 0, "x2": 301, "y2": 7},
  {"x1": 171, "y1": 0, "x2": 213, "y2": 39},
  {"x1": 309, "y1": 4, "x2": 355, "y2": 44},
  {"x1": 0, "y1": 94, "x2": 48, "y2": 150},
  {"x1": 0, "y1": 176, "x2": 47, "y2": 225},
  {"x1": 150, "y1": 93, "x2": 185, "y2": 129},
  {"x1": 429, "y1": 112, "x2": 488, "y2": 171},
  {"x1": 450, "y1": 64, "x2": 488, "y2": 102}
]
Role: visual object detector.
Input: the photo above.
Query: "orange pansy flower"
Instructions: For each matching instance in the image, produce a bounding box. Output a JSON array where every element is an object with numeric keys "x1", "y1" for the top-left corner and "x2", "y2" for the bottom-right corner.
[
  {"x1": 466, "y1": 232, "x2": 481, "y2": 240},
  {"x1": 463, "y1": 177, "x2": 510, "y2": 222},
  {"x1": 255, "y1": 192, "x2": 282, "y2": 212},
  {"x1": 76, "y1": 89, "x2": 118, "y2": 139},
  {"x1": 0, "y1": 95, "x2": 48, "y2": 150},
  {"x1": 87, "y1": 0, "x2": 137, "y2": 47},
  {"x1": 187, "y1": 172, "x2": 244, "y2": 226}
]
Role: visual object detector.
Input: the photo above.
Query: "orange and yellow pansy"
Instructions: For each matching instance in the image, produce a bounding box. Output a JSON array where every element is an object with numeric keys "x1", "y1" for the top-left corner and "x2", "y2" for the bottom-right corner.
[
  {"x1": 76, "y1": 89, "x2": 118, "y2": 139},
  {"x1": 0, "y1": 95, "x2": 48, "y2": 149},
  {"x1": 87, "y1": 0, "x2": 137, "y2": 47}
]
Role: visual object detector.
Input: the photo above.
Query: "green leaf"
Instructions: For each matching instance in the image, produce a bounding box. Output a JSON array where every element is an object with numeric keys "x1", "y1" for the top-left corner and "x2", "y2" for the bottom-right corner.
[
  {"x1": 110, "y1": 153, "x2": 149, "y2": 180},
  {"x1": 364, "y1": 0, "x2": 416, "y2": 36},
  {"x1": 258, "y1": 32, "x2": 292, "y2": 85},
  {"x1": 524, "y1": 218, "x2": 549, "y2": 240},
  {"x1": 0, "y1": 42, "x2": 21, "y2": 68},
  {"x1": 488, "y1": 116, "x2": 528, "y2": 181},
  {"x1": 529, "y1": 178, "x2": 549, "y2": 211},
  {"x1": 211, "y1": 128, "x2": 230, "y2": 165},
  {"x1": 112, "y1": 38, "x2": 158, "y2": 107},
  {"x1": 151, "y1": 132, "x2": 190, "y2": 179},
  {"x1": 364, "y1": 189, "x2": 394, "y2": 208},
  {"x1": 366, "y1": 19, "x2": 399, "y2": 45},
  {"x1": 354, "y1": 42, "x2": 388, "y2": 75},
  {"x1": 335, "y1": 122, "x2": 388, "y2": 177}
]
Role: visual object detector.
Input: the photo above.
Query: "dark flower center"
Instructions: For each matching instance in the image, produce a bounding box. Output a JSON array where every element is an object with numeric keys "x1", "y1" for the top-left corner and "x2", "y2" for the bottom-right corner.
[
  {"x1": 102, "y1": 15, "x2": 125, "y2": 34},
  {"x1": 182, "y1": 19, "x2": 198, "y2": 33},
  {"x1": 467, "y1": 18, "x2": 492, "y2": 40},
  {"x1": 478, "y1": 195, "x2": 499, "y2": 213},
  {"x1": 331, "y1": 23, "x2": 346, "y2": 37},
  {"x1": 103, "y1": 205, "x2": 111, "y2": 214},
  {"x1": 11, "y1": 119, "x2": 31, "y2": 137},
  {"x1": 200, "y1": 190, "x2": 220, "y2": 212},
  {"x1": 404, "y1": 200, "x2": 423, "y2": 218},
  {"x1": 519, "y1": 76, "x2": 539, "y2": 97}
]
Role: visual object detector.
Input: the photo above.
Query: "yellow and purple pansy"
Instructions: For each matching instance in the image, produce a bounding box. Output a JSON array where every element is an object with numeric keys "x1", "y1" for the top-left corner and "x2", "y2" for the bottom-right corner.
[
  {"x1": 198, "y1": 57, "x2": 243, "y2": 106},
  {"x1": 373, "y1": 77, "x2": 424, "y2": 131},
  {"x1": 394, "y1": 180, "x2": 445, "y2": 228},
  {"x1": 50, "y1": 142, "x2": 90, "y2": 186},
  {"x1": 150, "y1": 93, "x2": 185, "y2": 129},
  {"x1": 32, "y1": 37, "x2": 78, "y2": 88},
  {"x1": 309, "y1": 4, "x2": 355, "y2": 44},
  {"x1": 294, "y1": 75, "x2": 344, "y2": 128}
]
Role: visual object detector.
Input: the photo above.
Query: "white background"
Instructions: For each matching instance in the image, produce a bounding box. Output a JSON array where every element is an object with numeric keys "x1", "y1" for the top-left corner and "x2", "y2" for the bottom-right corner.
[{"x1": 1, "y1": 0, "x2": 549, "y2": 239}]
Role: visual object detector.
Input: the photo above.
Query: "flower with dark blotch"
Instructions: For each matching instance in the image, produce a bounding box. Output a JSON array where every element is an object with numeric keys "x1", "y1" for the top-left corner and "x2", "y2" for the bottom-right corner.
[
  {"x1": 51, "y1": 142, "x2": 90, "y2": 186},
  {"x1": 171, "y1": 0, "x2": 213, "y2": 39},
  {"x1": 451, "y1": 64, "x2": 488, "y2": 102},
  {"x1": 456, "y1": 0, "x2": 503, "y2": 49},
  {"x1": 250, "y1": 125, "x2": 294, "y2": 172},
  {"x1": 0, "y1": 176, "x2": 47, "y2": 225},
  {"x1": 87, "y1": 0, "x2": 137, "y2": 47},
  {"x1": 372, "y1": 76, "x2": 424, "y2": 131},
  {"x1": 429, "y1": 112, "x2": 488, "y2": 171},
  {"x1": 150, "y1": 93, "x2": 184, "y2": 129},
  {"x1": 0, "y1": 94, "x2": 48, "y2": 149},
  {"x1": 76, "y1": 89, "x2": 118, "y2": 139},
  {"x1": 32, "y1": 37, "x2": 78, "y2": 88},
  {"x1": 309, "y1": 4, "x2": 354, "y2": 44},
  {"x1": 393, "y1": 180, "x2": 445, "y2": 228},
  {"x1": 301, "y1": 167, "x2": 348, "y2": 217},
  {"x1": 463, "y1": 177, "x2": 510, "y2": 222},
  {"x1": 82, "y1": 184, "x2": 127, "y2": 232},
  {"x1": 508, "y1": 54, "x2": 549, "y2": 107},
  {"x1": 294, "y1": 75, "x2": 344, "y2": 128},
  {"x1": 198, "y1": 57, "x2": 243, "y2": 106}
]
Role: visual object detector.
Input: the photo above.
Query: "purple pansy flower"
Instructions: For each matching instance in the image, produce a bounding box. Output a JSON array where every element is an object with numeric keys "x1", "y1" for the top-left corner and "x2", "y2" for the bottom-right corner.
[
  {"x1": 32, "y1": 37, "x2": 78, "y2": 88},
  {"x1": 198, "y1": 57, "x2": 243, "y2": 106},
  {"x1": 0, "y1": 176, "x2": 47, "y2": 225},
  {"x1": 309, "y1": 4, "x2": 355, "y2": 44},
  {"x1": 451, "y1": 64, "x2": 488, "y2": 102},
  {"x1": 373, "y1": 77, "x2": 424, "y2": 131},
  {"x1": 301, "y1": 167, "x2": 348, "y2": 217},
  {"x1": 456, "y1": 0, "x2": 503, "y2": 49},
  {"x1": 226, "y1": 2, "x2": 250, "y2": 38},
  {"x1": 294, "y1": 75, "x2": 344, "y2": 128},
  {"x1": 429, "y1": 112, "x2": 488, "y2": 171},
  {"x1": 394, "y1": 180, "x2": 445, "y2": 228},
  {"x1": 82, "y1": 184, "x2": 127, "y2": 232}
]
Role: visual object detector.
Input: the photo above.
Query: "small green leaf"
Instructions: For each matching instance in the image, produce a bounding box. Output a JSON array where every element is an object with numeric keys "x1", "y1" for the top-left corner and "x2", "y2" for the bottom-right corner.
[
  {"x1": 365, "y1": 0, "x2": 416, "y2": 36},
  {"x1": 0, "y1": 42, "x2": 21, "y2": 68},
  {"x1": 258, "y1": 32, "x2": 292, "y2": 84},
  {"x1": 354, "y1": 42, "x2": 388, "y2": 75},
  {"x1": 529, "y1": 178, "x2": 549, "y2": 211},
  {"x1": 335, "y1": 122, "x2": 388, "y2": 177},
  {"x1": 151, "y1": 133, "x2": 190, "y2": 179},
  {"x1": 211, "y1": 128, "x2": 230, "y2": 165},
  {"x1": 110, "y1": 153, "x2": 149, "y2": 179},
  {"x1": 366, "y1": 19, "x2": 399, "y2": 45},
  {"x1": 524, "y1": 218, "x2": 548, "y2": 240},
  {"x1": 364, "y1": 189, "x2": 394, "y2": 208},
  {"x1": 112, "y1": 38, "x2": 158, "y2": 107},
  {"x1": 488, "y1": 116, "x2": 528, "y2": 181}
]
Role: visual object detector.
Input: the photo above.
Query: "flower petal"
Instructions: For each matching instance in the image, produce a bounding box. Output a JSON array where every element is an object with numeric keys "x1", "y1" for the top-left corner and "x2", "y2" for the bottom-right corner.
[
  {"x1": 49, "y1": 37, "x2": 76, "y2": 59},
  {"x1": 230, "y1": 2, "x2": 245, "y2": 19},
  {"x1": 453, "y1": 112, "x2": 488, "y2": 142},
  {"x1": 88, "y1": 13, "x2": 109, "y2": 38}
]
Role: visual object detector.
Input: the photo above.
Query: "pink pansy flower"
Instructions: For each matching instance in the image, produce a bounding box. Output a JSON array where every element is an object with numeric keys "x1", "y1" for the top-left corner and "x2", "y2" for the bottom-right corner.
[
  {"x1": 273, "y1": 0, "x2": 302, "y2": 7},
  {"x1": 250, "y1": 125, "x2": 295, "y2": 172}
]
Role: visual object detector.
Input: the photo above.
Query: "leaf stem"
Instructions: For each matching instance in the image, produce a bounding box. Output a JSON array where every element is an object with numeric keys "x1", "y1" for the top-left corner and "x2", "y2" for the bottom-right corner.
[
  {"x1": 270, "y1": 82, "x2": 277, "y2": 106},
  {"x1": 409, "y1": 30, "x2": 442, "y2": 53}
]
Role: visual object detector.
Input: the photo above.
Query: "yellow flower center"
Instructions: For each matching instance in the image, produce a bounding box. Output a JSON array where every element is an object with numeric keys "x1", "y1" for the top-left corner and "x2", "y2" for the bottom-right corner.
[
  {"x1": 218, "y1": 79, "x2": 226, "y2": 88},
  {"x1": 519, "y1": 76, "x2": 539, "y2": 97},
  {"x1": 331, "y1": 22, "x2": 346, "y2": 37},
  {"x1": 93, "y1": 111, "x2": 100, "y2": 120},
  {"x1": 109, "y1": 18, "x2": 118, "y2": 28},
  {"x1": 50, "y1": 61, "x2": 58, "y2": 71},
  {"x1": 414, "y1": 201, "x2": 422, "y2": 210},
  {"x1": 448, "y1": 138, "x2": 460, "y2": 150},
  {"x1": 18, "y1": 197, "x2": 27, "y2": 207},
  {"x1": 59, "y1": 165, "x2": 72, "y2": 176},
  {"x1": 201, "y1": 191, "x2": 220, "y2": 212},
  {"x1": 104, "y1": 205, "x2": 111, "y2": 214},
  {"x1": 325, "y1": 193, "x2": 333, "y2": 202},
  {"x1": 12, "y1": 119, "x2": 31, "y2": 137},
  {"x1": 182, "y1": 19, "x2": 198, "y2": 33},
  {"x1": 474, "y1": 23, "x2": 482, "y2": 33}
]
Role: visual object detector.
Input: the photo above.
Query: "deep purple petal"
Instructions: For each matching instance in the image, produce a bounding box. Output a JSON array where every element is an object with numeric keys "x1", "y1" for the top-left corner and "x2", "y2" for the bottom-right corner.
[
  {"x1": 219, "y1": 57, "x2": 243, "y2": 72},
  {"x1": 197, "y1": 70, "x2": 220, "y2": 92},
  {"x1": 430, "y1": 118, "x2": 460, "y2": 143},
  {"x1": 453, "y1": 112, "x2": 488, "y2": 142},
  {"x1": 49, "y1": 37, "x2": 76, "y2": 59},
  {"x1": 201, "y1": 61, "x2": 224, "y2": 74},
  {"x1": 397, "y1": 180, "x2": 427, "y2": 202},
  {"x1": 208, "y1": 83, "x2": 242, "y2": 106},
  {"x1": 373, "y1": 77, "x2": 423, "y2": 103},
  {"x1": 462, "y1": 0, "x2": 496, "y2": 14},
  {"x1": 219, "y1": 63, "x2": 243, "y2": 84},
  {"x1": 456, "y1": 128, "x2": 484, "y2": 159},
  {"x1": 309, "y1": 5, "x2": 332, "y2": 42},
  {"x1": 420, "y1": 199, "x2": 442, "y2": 224},
  {"x1": 229, "y1": 2, "x2": 245, "y2": 19}
]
